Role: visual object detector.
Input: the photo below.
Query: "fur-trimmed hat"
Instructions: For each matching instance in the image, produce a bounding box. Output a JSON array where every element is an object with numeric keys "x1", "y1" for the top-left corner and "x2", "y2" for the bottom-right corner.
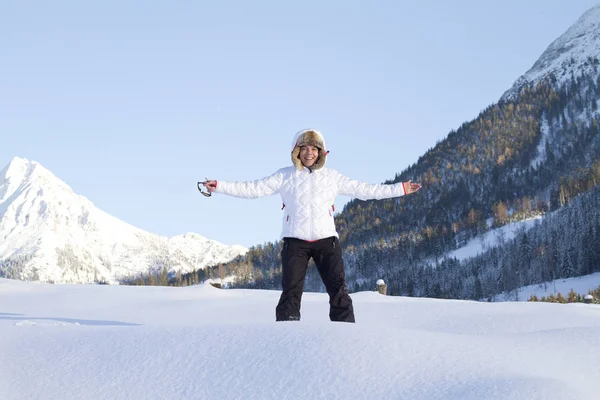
[{"x1": 291, "y1": 129, "x2": 327, "y2": 171}]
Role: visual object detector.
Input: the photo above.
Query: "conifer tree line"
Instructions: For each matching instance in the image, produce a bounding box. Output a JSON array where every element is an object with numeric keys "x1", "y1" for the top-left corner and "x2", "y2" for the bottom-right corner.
[
  {"x1": 528, "y1": 286, "x2": 600, "y2": 304},
  {"x1": 0, "y1": 255, "x2": 35, "y2": 280},
  {"x1": 132, "y1": 59, "x2": 600, "y2": 301}
]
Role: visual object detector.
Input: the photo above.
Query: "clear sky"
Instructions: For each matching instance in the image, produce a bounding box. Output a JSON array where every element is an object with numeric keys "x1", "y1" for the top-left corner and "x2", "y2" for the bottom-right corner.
[{"x1": 2, "y1": 1, "x2": 599, "y2": 248}]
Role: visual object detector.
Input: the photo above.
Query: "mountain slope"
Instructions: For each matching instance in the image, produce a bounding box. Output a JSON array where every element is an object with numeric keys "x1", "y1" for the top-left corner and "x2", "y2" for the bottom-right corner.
[
  {"x1": 333, "y1": 5, "x2": 600, "y2": 297},
  {"x1": 0, "y1": 157, "x2": 247, "y2": 283}
]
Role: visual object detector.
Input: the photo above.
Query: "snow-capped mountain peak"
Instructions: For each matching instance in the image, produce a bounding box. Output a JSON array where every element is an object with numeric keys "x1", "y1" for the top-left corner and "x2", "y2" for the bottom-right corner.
[
  {"x1": 1, "y1": 157, "x2": 70, "y2": 202},
  {"x1": 501, "y1": 5, "x2": 600, "y2": 101},
  {"x1": 0, "y1": 157, "x2": 247, "y2": 284}
]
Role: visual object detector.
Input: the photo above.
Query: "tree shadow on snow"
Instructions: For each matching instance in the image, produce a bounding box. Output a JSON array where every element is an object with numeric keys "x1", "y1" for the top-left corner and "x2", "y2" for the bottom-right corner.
[{"x1": 0, "y1": 315, "x2": 141, "y2": 327}]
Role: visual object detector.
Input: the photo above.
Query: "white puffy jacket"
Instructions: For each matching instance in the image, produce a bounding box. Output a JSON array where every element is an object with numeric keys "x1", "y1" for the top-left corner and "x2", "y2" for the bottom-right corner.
[{"x1": 215, "y1": 166, "x2": 406, "y2": 241}]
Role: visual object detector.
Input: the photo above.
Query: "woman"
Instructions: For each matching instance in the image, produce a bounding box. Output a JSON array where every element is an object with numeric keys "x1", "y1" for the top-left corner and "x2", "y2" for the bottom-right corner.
[{"x1": 201, "y1": 129, "x2": 421, "y2": 322}]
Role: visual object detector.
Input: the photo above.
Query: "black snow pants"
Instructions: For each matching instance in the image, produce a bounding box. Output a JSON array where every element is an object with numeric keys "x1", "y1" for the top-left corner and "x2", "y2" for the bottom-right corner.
[{"x1": 275, "y1": 236, "x2": 355, "y2": 323}]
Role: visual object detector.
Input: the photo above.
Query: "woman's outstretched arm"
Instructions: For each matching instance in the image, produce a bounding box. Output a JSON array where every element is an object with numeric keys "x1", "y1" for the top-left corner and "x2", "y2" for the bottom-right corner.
[
  {"x1": 335, "y1": 170, "x2": 421, "y2": 200},
  {"x1": 201, "y1": 169, "x2": 285, "y2": 199}
]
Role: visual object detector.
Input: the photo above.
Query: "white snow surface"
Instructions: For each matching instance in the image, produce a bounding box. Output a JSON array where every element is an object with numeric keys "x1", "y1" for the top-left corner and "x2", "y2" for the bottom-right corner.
[
  {"x1": 0, "y1": 278, "x2": 599, "y2": 400},
  {"x1": 0, "y1": 157, "x2": 247, "y2": 283},
  {"x1": 502, "y1": 5, "x2": 600, "y2": 101}
]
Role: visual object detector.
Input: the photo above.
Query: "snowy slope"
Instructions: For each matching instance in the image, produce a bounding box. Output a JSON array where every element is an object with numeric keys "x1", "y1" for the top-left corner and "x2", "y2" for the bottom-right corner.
[
  {"x1": 501, "y1": 5, "x2": 600, "y2": 101},
  {"x1": 497, "y1": 272, "x2": 600, "y2": 302},
  {"x1": 0, "y1": 157, "x2": 247, "y2": 284},
  {"x1": 0, "y1": 278, "x2": 599, "y2": 400},
  {"x1": 447, "y1": 216, "x2": 542, "y2": 262}
]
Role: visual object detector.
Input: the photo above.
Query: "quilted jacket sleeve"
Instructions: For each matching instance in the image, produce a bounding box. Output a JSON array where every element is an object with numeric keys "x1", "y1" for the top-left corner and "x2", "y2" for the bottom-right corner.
[
  {"x1": 214, "y1": 169, "x2": 284, "y2": 199},
  {"x1": 336, "y1": 170, "x2": 405, "y2": 200}
]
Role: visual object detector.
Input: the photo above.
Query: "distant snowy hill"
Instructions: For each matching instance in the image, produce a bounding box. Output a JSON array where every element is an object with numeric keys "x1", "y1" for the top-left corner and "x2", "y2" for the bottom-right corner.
[
  {"x1": 0, "y1": 157, "x2": 247, "y2": 284},
  {"x1": 446, "y1": 216, "x2": 542, "y2": 262},
  {"x1": 502, "y1": 5, "x2": 600, "y2": 101},
  {"x1": 496, "y1": 272, "x2": 600, "y2": 302}
]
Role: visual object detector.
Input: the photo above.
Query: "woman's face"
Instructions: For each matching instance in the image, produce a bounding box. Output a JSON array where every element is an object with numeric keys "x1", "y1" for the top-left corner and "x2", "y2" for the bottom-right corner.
[{"x1": 299, "y1": 145, "x2": 319, "y2": 168}]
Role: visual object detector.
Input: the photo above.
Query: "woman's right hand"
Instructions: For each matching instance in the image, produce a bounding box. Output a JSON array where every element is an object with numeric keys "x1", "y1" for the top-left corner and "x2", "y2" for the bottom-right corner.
[{"x1": 202, "y1": 179, "x2": 218, "y2": 192}]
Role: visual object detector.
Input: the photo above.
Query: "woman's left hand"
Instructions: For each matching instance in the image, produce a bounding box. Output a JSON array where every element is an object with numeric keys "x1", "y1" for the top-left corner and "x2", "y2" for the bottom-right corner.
[{"x1": 403, "y1": 180, "x2": 422, "y2": 195}]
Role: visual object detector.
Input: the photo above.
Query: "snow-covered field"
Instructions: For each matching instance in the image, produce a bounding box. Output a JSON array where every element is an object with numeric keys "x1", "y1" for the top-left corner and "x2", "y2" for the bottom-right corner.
[{"x1": 1, "y1": 278, "x2": 599, "y2": 400}]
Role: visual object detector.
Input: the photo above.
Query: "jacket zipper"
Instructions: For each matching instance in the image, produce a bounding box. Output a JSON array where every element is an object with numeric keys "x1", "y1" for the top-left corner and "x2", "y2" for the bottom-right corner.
[{"x1": 308, "y1": 170, "x2": 313, "y2": 238}]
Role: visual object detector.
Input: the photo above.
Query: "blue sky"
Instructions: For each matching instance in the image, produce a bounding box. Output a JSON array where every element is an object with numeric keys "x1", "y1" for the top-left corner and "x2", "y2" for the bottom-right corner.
[{"x1": 2, "y1": 1, "x2": 599, "y2": 248}]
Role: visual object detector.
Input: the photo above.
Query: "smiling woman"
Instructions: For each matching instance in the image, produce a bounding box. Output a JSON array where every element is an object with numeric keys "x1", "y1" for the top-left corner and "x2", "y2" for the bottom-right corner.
[{"x1": 199, "y1": 129, "x2": 421, "y2": 322}]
